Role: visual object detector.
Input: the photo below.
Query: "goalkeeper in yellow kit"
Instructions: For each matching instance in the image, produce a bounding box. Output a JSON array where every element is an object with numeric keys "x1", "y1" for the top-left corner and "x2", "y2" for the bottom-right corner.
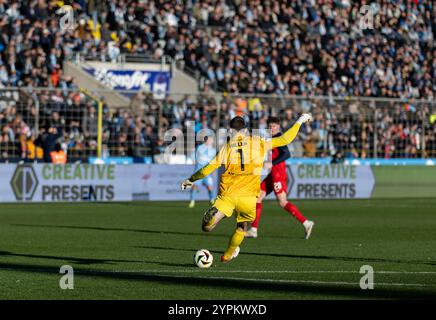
[{"x1": 181, "y1": 113, "x2": 312, "y2": 263}]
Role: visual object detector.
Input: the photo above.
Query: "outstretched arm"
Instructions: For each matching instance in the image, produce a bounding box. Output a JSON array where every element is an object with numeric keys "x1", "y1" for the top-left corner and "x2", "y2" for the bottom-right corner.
[
  {"x1": 181, "y1": 145, "x2": 227, "y2": 190},
  {"x1": 272, "y1": 145, "x2": 291, "y2": 166},
  {"x1": 190, "y1": 156, "x2": 221, "y2": 181},
  {"x1": 270, "y1": 113, "x2": 312, "y2": 149}
]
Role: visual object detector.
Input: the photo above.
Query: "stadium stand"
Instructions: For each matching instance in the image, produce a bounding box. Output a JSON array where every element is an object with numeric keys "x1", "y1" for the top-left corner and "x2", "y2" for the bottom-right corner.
[
  {"x1": 0, "y1": 1, "x2": 434, "y2": 97},
  {"x1": 1, "y1": 89, "x2": 434, "y2": 161},
  {"x1": 0, "y1": 1, "x2": 434, "y2": 161}
]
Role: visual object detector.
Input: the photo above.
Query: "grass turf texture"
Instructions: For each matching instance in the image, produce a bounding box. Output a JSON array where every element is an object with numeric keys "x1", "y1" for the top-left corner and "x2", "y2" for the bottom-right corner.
[{"x1": 0, "y1": 199, "x2": 435, "y2": 299}]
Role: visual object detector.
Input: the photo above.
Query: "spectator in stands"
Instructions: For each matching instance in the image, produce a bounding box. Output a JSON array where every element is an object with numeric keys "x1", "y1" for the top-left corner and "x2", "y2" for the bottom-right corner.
[
  {"x1": 34, "y1": 126, "x2": 62, "y2": 163},
  {"x1": 0, "y1": 1, "x2": 433, "y2": 99},
  {"x1": 331, "y1": 152, "x2": 344, "y2": 164},
  {"x1": 0, "y1": 1, "x2": 434, "y2": 161},
  {"x1": 83, "y1": 105, "x2": 98, "y2": 141},
  {"x1": 26, "y1": 133, "x2": 43, "y2": 161},
  {"x1": 139, "y1": 124, "x2": 155, "y2": 161},
  {"x1": 50, "y1": 142, "x2": 67, "y2": 164}
]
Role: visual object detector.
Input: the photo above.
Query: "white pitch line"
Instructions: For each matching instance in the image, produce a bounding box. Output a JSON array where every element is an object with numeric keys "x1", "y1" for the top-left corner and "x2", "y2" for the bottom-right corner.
[
  {"x1": 113, "y1": 272, "x2": 433, "y2": 288},
  {"x1": 376, "y1": 271, "x2": 436, "y2": 275},
  {"x1": 111, "y1": 270, "x2": 436, "y2": 275},
  {"x1": 204, "y1": 276, "x2": 431, "y2": 288}
]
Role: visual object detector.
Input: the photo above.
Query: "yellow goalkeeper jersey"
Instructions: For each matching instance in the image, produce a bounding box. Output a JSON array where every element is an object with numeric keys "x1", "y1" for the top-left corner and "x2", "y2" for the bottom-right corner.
[{"x1": 190, "y1": 123, "x2": 301, "y2": 197}]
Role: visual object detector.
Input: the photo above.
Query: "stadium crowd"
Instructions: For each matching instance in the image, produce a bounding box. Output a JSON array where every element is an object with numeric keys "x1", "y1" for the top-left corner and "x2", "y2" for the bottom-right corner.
[
  {"x1": 0, "y1": 0, "x2": 434, "y2": 98},
  {"x1": 0, "y1": 1, "x2": 434, "y2": 161},
  {"x1": 1, "y1": 89, "x2": 435, "y2": 162}
]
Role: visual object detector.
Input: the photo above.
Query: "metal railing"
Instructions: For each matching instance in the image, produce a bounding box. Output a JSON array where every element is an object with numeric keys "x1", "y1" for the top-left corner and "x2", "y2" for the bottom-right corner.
[{"x1": 68, "y1": 53, "x2": 172, "y2": 69}]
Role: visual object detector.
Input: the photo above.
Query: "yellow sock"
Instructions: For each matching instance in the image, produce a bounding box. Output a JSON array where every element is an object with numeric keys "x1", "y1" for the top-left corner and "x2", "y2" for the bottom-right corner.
[{"x1": 224, "y1": 229, "x2": 245, "y2": 258}]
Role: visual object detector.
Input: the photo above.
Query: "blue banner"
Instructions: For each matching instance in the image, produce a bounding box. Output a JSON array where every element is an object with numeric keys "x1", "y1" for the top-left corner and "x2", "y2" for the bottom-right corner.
[
  {"x1": 286, "y1": 158, "x2": 436, "y2": 166},
  {"x1": 88, "y1": 157, "x2": 435, "y2": 166},
  {"x1": 83, "y1": 68, "x2": 171, "y2": 99},
  {"x1": 89, "y1": 157, "x2": 153, "y2": 165}
]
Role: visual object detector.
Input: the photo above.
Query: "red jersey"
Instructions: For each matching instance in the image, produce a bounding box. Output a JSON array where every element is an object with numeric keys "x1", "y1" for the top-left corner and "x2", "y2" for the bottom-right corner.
[
  {"x1": 270, "y1": 132, "x2": 290, "y2": 174},
  {"x1": 261, "y1": 132, "x2": 291, "y2": 195}
]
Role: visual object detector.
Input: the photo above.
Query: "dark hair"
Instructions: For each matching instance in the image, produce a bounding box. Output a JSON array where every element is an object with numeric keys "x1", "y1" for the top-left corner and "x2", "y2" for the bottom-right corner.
[
  {"x1": 267, "y1": 116, "x2": 280, "y2": 125},
  {"x1": 229, "y1": 116, "x2": 246, "y2": 131},
  {"x1": 54, "y1": 142, "x2": 62, "y2": 152}
]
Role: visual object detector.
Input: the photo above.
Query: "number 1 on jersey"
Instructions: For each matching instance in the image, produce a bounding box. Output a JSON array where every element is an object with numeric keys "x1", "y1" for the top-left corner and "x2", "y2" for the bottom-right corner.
[{"x1": 237, "y1": 149, "x2": 245, "y2": 171}]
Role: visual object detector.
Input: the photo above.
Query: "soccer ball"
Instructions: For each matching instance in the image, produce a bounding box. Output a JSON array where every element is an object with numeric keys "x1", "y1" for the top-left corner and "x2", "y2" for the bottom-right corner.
[{"x1": 194, "y1": 249, "x2": 213, "y2": 268}]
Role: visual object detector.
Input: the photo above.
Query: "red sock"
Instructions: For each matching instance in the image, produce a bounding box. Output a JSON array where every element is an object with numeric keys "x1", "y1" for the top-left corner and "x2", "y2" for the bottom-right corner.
[
  {"x1": 251, "y1": 203, "x2": 263, "y2": 228},
  {"x1": 284, "y1": 202, "x2": 307, "y2": 224}
]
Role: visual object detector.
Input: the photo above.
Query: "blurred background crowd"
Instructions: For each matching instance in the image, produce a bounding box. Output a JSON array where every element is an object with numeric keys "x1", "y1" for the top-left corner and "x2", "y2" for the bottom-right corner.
[
  {"x1": 0, "y1": 0, "x2": 434, "y2": 161},
  {"x1": 2, "y1": 89, "x2": 435, "y2": 162}
]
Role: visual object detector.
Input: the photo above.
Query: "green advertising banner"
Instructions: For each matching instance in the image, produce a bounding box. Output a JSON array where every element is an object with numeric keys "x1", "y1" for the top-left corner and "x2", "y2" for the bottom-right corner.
[{"x1": 371, "y1": 166, "x2": 436, "y2": 198}]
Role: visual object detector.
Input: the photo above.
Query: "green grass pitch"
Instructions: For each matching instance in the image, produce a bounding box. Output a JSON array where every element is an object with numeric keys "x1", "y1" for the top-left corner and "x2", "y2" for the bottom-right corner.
[{"x1": 0, "y1": 199, "x2": 435, "y2": 299}]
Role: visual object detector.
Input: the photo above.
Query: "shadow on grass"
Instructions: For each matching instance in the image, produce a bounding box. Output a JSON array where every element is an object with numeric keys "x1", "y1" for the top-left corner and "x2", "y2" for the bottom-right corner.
[
  {"x1": 148, "y1": 261, "x2": 195, "y2": 268},
  {"x1": 0, "y1": 251, "x2": 141, "y2": 265},
  {"x1": 134, "y1": 245, "x2": 436, "y2": 267},
  {"x1": 11, "y1": 224, "x2": 228, "y2": 238},
  {"x1": 0, "y1": 261, "x2": 435, "y2": 299}
]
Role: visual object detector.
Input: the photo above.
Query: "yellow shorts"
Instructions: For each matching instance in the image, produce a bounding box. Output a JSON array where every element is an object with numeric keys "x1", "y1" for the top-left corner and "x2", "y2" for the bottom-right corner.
[{"x1": 213, "y1": 195, "x2": 257, "y2": 223}]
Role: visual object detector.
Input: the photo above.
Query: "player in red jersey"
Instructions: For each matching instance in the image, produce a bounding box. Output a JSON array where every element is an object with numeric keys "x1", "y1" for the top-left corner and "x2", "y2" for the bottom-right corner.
[{"x1": 245, "y1": 117, "x2": 315, "y2": 239}]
